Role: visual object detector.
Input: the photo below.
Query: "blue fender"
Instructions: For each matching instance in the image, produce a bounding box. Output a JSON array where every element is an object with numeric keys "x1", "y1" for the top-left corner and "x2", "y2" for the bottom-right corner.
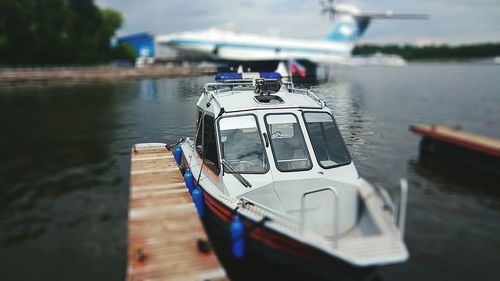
[
  {"x1": 184, "y1": 169, "x2": 195, "y2": 193},
  {"x1": 173, "y1": 146, "x2": 182, "y2": 165},
  {"x1": 230, "y1": 215, "x2": 245, "y2": 258},
  {"x1": 192, "y1": 186, "x2": 204, "y2": 217}
]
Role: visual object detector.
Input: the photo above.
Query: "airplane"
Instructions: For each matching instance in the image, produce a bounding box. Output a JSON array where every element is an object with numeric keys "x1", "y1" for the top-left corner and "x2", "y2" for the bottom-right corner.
[{"x1": 156, "y1": 1, "x2": 426, "y2": 77}]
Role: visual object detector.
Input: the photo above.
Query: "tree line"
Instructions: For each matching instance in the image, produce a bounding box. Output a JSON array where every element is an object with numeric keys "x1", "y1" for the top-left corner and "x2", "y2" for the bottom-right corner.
[
  {"x1": 353, "y1": 42, "x2": 500, "y2": 61},
  {"x1": 0, "y1": 0, "x2": 125, "y2": 66}
]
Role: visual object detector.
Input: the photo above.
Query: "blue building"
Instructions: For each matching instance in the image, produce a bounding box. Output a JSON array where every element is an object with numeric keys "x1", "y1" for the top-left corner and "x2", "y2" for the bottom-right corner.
[{"x1": 117, "y1": 33, "x2": 155, "y2": 58}]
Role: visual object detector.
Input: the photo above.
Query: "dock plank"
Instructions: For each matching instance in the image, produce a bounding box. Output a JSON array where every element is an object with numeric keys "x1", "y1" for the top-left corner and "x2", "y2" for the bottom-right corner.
[{"x1": 127, "y1": 143, "x2": 227, "y2": 281}]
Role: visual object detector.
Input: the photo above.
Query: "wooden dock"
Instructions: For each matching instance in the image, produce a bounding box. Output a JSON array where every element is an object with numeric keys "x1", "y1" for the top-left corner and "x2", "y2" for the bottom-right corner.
[
  {"x1": 410, "y1": 124, "x2": 500, "y2": 157},
  {"x1": 127, "y1": 143, "x2": 226, "y2": 281}
]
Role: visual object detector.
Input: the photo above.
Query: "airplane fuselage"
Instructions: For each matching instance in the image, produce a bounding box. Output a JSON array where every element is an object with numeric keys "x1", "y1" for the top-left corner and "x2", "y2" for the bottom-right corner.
[{"x1": 158, "y1": 29, "x2": 354, "y2": 64}]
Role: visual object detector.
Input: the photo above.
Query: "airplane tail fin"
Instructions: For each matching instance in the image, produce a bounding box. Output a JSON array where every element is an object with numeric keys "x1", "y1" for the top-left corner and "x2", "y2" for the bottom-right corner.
[
  {"x1": 324, "y1": 4, "x2": 426, "y2": 43},
  {"x1": 326, "y1": 15, "x2": 370, "y2": 42}
]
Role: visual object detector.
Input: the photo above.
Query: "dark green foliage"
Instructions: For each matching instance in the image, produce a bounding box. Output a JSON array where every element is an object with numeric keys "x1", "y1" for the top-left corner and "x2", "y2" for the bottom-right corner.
[
  {"x1": 111, "y1": 43, "x2": 137, "y2": 62},
  {"x1": 353, "y1": 43, "x2": 500, "y2": 61},
  {"x1": 0, "y1": 0, "x2": 122, "y2": 65}
]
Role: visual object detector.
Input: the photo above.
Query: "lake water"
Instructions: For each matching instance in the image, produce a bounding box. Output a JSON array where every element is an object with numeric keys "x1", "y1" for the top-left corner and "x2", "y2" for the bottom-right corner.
[{"x1": 1, "y1": 63, "x2": 499, "y2": 281}]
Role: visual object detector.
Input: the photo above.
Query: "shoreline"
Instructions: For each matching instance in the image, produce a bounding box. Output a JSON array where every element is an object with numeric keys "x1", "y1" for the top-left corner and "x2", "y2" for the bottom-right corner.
[{"x1": 0, "y1": 65, "x2": 217, "y2": 87}]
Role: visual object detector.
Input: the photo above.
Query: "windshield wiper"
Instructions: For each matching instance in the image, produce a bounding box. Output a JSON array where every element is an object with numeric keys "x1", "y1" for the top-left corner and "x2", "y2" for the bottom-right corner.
[{"x1": 221, "y1": 159, "x2": 252, "y2": 188}]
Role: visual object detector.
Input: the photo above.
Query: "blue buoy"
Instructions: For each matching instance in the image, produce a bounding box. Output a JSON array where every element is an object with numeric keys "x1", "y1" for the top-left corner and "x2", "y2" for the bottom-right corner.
[
  {"x1": 173, "y1": 146, "x2": 182, "y2": 165},
  {"x1": 192, "y1": 186, "x2": 204, "y2": 217},
  {"x1": 184, "y1": 169, "x2": 195, "y2": 193},
  {"x1": 230, "y1": 215, "x2": 245, "y2": 259}
]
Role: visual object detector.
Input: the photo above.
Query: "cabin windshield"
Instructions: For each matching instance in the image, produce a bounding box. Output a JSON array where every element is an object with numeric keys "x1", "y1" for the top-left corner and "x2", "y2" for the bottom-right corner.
[
  {"x1": 219, "y1": 115, "x2": 269, "y2": 174},
  {"x1": 303, "y1": 112, "x2": 351, "y2": 168},
  {"x1": 265, "y1": 114, "x2": 312, "y2": 172}
]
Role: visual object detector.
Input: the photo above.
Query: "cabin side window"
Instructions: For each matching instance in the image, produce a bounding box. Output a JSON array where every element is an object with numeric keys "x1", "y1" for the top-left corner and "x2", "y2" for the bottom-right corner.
[
  {"x1": 265, "y1": 113, "x2": 312, "y2": 172},
  {"x1": 201, "y1": 114, "x2": 220, "y2": 175},
  {"x1": 303, "y1": 112, "x2": 351, "y2": 168}
]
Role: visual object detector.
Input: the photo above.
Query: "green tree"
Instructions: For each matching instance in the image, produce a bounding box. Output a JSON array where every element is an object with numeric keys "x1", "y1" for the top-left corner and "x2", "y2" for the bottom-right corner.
[
  {"x1": 99, "y1": 8, "x2": 123, "y2": 59},
  {"x1": 111, "y1": 43, "x2": 137, "y2": 62},
  {"x1": 353, "y1": 42, "x2": 500, "y2": 61},
  {"x1": 0, "y1": 0, "x2": 122, "y2": 65}
]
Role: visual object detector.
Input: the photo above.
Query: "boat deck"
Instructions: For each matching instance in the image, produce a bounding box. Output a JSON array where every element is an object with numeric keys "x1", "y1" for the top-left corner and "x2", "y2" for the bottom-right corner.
[{"x1": 127, "y1": 143, "x2": 227, "y2": 281}]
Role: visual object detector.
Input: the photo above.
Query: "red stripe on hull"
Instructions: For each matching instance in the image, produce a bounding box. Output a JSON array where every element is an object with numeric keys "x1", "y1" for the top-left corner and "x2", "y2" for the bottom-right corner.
[
  {"x1": 181, "y1": 155, "x2": 316, "y2": 260},
  {"x1": 202, "y1": 191, "x2": 314, "y2": 259}
]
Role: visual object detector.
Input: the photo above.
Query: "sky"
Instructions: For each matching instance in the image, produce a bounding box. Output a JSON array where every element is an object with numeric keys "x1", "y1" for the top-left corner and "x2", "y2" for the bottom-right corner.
[{"x1": 95, "y1": 0, "x2": 500, "y2": 45}]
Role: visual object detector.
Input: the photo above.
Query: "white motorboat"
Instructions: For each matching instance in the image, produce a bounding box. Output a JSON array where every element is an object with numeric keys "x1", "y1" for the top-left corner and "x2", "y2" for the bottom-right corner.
[{"x1": 172, "y1": 72, "x2": 409, "y2": 281}]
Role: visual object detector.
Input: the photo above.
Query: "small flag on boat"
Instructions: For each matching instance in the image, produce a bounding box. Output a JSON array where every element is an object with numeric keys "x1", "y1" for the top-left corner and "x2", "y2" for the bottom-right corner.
[{"x1": 290, "y1": 59, "x2": 306, "y2": 77}]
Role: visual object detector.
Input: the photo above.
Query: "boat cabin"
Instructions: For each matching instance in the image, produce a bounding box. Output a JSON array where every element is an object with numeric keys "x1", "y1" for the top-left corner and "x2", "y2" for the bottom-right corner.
[{"x1": 190, "y1": 73, "x2": 360, "y2": 236}]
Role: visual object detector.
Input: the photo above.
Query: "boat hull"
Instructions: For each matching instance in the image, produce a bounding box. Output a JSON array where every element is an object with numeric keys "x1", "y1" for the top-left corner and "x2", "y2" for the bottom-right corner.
[
  {"x1": 420, "y1": 137, "x2": 500, "y2": 175},
  {"x1": 200, "y1": 190, "x2": 376, "y2": 281}
]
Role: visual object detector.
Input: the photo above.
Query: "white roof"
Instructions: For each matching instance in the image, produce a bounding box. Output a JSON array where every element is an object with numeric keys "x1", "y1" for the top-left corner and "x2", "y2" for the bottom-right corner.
[{"x1": 207, "y1": 87, "x2": 323, "y2": 113}]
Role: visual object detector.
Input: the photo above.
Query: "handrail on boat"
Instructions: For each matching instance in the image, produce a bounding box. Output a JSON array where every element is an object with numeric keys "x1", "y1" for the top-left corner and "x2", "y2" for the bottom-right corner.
[
  {"x1": 238, "y1": 196, "x2": 297, "y2": 222},
  {"x1": 300, "y1": 186, "x2": 339, "y2": 249},
  {"x1": 374, "y1": 183, "x2": 395, "y2": 213},
  {"x1": 203, "y1": 81, "x2": 325, "y2": 109},
  {"x1": 374, "y1": 179, "x2": 409, "y2": 238},
  {"x1": 398, "y1": 178, "x2": 408, "y2": 239},
  {"x1": 291, "y1": 88, "x2": 326, "y2": 108},
  {"x1": 203, "y1": 81, "x2": 254, "y2": 94}
]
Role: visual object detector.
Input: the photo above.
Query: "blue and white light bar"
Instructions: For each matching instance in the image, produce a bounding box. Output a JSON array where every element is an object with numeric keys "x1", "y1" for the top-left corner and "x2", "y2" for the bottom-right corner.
[{"x1": 215, "y1": 72, "x2": 282, "y2": 81}]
